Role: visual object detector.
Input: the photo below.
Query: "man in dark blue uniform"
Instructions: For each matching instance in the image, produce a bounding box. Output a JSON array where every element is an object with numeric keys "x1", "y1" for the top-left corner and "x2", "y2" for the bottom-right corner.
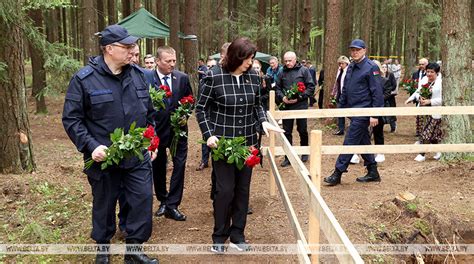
[
  {"x1": 324, "y1": 39, "x2": 384, "y2": 186},
  {"x1": 62, "y1": 24, "x2": 158, "y2": 264}
]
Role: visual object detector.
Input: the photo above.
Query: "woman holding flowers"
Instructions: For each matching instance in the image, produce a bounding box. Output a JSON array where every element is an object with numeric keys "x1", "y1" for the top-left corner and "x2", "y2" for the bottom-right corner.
[
  {"x1": 196, "y1": 37, "x2": 283, "y2": 253},
  {"x1": 406, "y1": 62, "x2": 443, "y2": 161}
]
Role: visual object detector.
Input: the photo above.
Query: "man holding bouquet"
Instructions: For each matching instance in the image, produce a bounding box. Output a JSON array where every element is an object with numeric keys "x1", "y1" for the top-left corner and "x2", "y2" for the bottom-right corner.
[
  {"x1": 145, "y1": 46, "x2": 193, "y2": 221},
  {"x1": 275, "y1": 51, "x2": 315, "y2": 167},
  {"x1": 62, "y1": 24, "x2": 158, "y2": 264}
]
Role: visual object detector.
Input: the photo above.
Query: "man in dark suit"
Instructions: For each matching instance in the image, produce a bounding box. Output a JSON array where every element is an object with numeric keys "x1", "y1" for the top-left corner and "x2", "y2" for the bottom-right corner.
[
  {"x1": 412, "y1": 58, "x2": 428, "y2": 82},
  {"x1": 148, "y1": 46, "x2": 193, "y2": 221}
]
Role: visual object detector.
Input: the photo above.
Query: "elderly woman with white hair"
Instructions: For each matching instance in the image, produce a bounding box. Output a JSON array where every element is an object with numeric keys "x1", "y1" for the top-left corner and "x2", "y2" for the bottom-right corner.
[{"x1": 331, "y1": 55, "x2": 351, "y2": 135}]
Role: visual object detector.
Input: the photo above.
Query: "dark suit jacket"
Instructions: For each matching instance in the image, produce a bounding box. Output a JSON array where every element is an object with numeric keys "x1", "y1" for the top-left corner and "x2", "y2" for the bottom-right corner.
[
  {"x1": 145, "y1": 69, "x2": 193, "y2": 146},
  {"x1": 411, "y1": 70, "x2": 425, "y2": 81}
]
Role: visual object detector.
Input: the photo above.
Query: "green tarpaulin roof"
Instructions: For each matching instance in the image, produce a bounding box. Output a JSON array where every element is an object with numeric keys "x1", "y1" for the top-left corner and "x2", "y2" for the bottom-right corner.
[{"x1": 118, "y1": 8, "x2": 171, "y2": 39}]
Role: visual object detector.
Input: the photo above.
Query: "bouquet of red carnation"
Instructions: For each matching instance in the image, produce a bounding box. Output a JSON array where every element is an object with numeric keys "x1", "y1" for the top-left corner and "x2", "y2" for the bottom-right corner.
[
  {"x1": 170, "y1": 95, "x2": 195, "y2": 157},
  {"x1": 401, "y1": 79, "x2": 418, "y2": 96},
  {"x1": 149, "y1": 84, "x2": 172, "y2": 111},
  {"x1": 279, "y1": 82, "x2": 306, "y2": 109},
  {"x1": 203, "y1": 136, "x2": 260, "y2": 170},
  {"x1": 85, "y1": 122, "x2": 159, "y2": 170},
  {"x1": 419, "y1": 83, "x2": 432, "y2": 99}
]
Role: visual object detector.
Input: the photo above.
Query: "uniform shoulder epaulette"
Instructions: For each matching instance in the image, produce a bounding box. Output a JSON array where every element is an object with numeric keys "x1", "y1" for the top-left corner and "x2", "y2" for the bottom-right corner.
[{"x1": 77, "y1": 65, "x2": 94, "y2": 80}]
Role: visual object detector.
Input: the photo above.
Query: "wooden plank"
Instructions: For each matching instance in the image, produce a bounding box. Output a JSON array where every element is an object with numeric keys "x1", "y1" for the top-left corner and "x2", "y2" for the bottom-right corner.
[
  {"x1": 267, "y1": 148, "x2": 308, "y2": 245},
  {"x1": 268, "y1": 92, "x2": 277, "y2": 196},
  {"x1": 274, "y1": 127, "x2": 364, "y2": 264},
  {"x1": 272, "y1": 106, "x2": 474, "y2": 119},
  {"x1": 264, "y1": 143, "x2": 474, "y2": 156},
  {"x1": 308, "y1": 130, "x2": 322, "y2": 263},
  {"x1": 297, "y1": 240, "x2": 311, "y2": 264}
]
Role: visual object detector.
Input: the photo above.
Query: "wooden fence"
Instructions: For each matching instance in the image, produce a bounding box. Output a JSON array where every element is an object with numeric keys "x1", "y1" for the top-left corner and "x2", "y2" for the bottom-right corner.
[{"x1": 264, "y1": 91, "x2": 473, "y2": 263}]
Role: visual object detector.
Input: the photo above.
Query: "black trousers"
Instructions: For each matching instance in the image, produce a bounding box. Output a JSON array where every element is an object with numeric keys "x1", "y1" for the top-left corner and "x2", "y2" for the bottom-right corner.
[
  {"x1": 372, "y1": 118, "x2": 385, "y2": 145},
  {"x1": 211, "y1": 160, "x2": 252, "y2": 244},
  {"x1": 318, "y1": 88, "x2": 324, "y2": 109},
  {"x1": 282, "y1": 118, "x2": 309, "y2": 147},
  {"x1": 87, "y1": 155, "x2": 153, "y2": 243},
  {"x1": 152, "y1": 137, "x2": 188, "y2": 209}
]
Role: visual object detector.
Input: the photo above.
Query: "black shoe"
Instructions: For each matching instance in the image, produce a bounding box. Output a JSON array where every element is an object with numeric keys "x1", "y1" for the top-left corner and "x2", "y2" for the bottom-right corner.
[
  {"x1": 301, "y1": 155, "x2": 309, "y2": 162},
  {"x1": 164, "y1": 208, "x2": 187, "y2": 221},
  {"x1": 210, "y1": 244, "x2": 225, "y2": 254},
  {"x1": 196, "y1": 162, "x2": 209, "y2": 171},
  {"x1": 124, "y1": 253, "x2": 158, "y2": 264},
  {"x1": 323, "y1": 169, "x2": 343, "y2": 186},
  {"x1": 229, "y1": 241, "x2": 251, "y2": 252},
  {"x1": 333, "y1": 130, "x2": 344, "y2": 135},
  {"x1": 356, "y1": 164, "x2": 381, "y2": 183},
  {"x1": 154, "y1": 204, "x2": 166, "y2": 217},
  {"x1": 95, "y1": 254, "x2": 109, "y2": 264},
  {"x1": 247, "y1": 207, "x2": 253, "y2": 215},
  {"x1": 280, "y1": 158, "x2": 290, "y2": 167}
]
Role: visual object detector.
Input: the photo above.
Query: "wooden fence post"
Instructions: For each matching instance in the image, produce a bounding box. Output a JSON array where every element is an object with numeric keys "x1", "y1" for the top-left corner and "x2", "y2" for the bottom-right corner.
[
  {"x1": 308, "y1": 130, "x2": 322, "y2": 263},
  {"x1": 268, "y1": 91, "x2": 277, "y2": 196}
]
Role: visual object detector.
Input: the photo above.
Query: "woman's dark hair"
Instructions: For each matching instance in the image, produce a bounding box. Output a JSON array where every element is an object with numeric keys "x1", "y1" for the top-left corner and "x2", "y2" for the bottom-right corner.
[
  {"x1": 426, "y1": 62, "x2": 440, "y2": 73},
  {"x1": 222, "y1": 37, "x2": 257, "y2": 72}
]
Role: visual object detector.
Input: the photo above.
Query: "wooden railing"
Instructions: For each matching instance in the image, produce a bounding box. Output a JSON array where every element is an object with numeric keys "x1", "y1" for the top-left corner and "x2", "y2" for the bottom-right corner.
[{"x1": 264, "y1": 91, "x2": 473, "y2": 263}]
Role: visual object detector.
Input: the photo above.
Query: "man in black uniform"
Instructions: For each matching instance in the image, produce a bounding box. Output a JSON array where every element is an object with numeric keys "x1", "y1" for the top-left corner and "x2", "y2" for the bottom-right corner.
[
  {"x1": 275, "y1": 51, "x2": 315, "y2": 167},
  {"x1": 324, "y1": 39, "x2": 383, "y2": 186},
  {"x1": 62, "y1": 24, "x2": 158, "y2": 264}
]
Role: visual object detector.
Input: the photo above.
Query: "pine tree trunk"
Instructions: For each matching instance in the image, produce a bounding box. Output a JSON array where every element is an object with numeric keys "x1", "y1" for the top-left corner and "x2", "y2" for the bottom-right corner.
[
  {"x1": 322, "y1": 0, "x2": 342, "y2": 108},
  {"x1": 227, "y1": 0, "x2": 238, "y2": 42},
  {"x1": 404, "y1": 0, "x2": 417, "y2": 78},
  {"x1": 215, "y1": 0, "x2": 225, "y2": 51},
  {"x1": 169, "y1": 0, "x2": 180, "y2": 66},
  {"x1": 62, "y1": 7, "x2": 68, "y2": 45},
  {"x1": 155, "y1": 0, "x2": 166, "y2": 48},
  {"x1": 257, "y1": 0, "x2": 267, "y2": 53},
  {"x1": 82, "y1": 0, "x2": 98, "y2": 64},
  {"x1": 122, "y1": 0, "x2": 131, "y2": 18},
  {"x1": 183, "y1": 0, "x2": 198, "y2": 94},
  {"x1": 134, "y1": 0, "x2": 141, "y2": 10},
  {"x1": 441, "y1": 0, "x2": 472, "y2": 159},
  {"x1": 395, "y1": 1, "x2": 404, "y2": 62},
  {"x1": 280, "y1": 0, "x2": 291, "y2": 54},
  {"x1": 28, "y1": 9, "x2": 48, "y2": 114},
  {"x1": 299, "y1": 0, "x2": 312, "y2": 58},
  {"x1": 361, "y1": 0, "x2": 372, "y2": 54},
  {"x1": 314, "y1": 0, "x2": 323, "y2": 65},
  {"x1": 341, "y1": 0, "x2": 353, "y2": 55},
  {"x1": 97, "y1": 0, "x2": 105, "y2": 31},
  {"x1": 107, "y1": 0, "x2": 117, "y2": 24},
  {"x1": 0, "y1": 1, "x2": 36, "y2": 173}
]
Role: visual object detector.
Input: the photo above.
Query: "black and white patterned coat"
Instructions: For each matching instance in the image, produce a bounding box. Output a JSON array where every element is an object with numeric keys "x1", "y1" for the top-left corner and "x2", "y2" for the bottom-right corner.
[{"x1": 195, "y1": 66, "x2": 267, "y2": 146}]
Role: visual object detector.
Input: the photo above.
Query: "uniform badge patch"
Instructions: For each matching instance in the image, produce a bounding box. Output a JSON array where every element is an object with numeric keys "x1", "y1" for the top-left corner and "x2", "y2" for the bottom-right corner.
[{"x1": 373, "y1": 71, "x2": 380, "y2": 76}]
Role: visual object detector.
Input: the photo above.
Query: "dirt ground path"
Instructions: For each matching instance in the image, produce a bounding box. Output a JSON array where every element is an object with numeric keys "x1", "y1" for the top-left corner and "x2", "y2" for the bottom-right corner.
[{"x1": 1, "y1": 93, "x2": 472, "y2": 263}]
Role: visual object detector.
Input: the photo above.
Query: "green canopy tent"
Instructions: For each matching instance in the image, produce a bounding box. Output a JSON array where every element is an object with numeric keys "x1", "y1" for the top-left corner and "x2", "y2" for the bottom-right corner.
[
  {"x1": 118, "y1": 7, "x2": 171, "y2": 38},
  {"x1": 209, "y1": 51, "x2": 273, "y2": 72}
]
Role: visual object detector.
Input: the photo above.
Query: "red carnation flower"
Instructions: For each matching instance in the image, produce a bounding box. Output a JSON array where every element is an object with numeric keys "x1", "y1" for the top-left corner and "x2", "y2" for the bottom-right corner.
[
  {"x1": 245, "y1": 154, "x2": 261, "y2": 168},
  {"x1": 166, "y1": 91, "x2": 172, "y2": 97},
  {"x1": 143, "y1": 125, "x2": 154, "y2": 139},
  {"x1": 249, "y1": 146, "x2": 259, "y2": 156},
  {"x1": 148, "y1": 136, "x2": 160, "y2": 151}
]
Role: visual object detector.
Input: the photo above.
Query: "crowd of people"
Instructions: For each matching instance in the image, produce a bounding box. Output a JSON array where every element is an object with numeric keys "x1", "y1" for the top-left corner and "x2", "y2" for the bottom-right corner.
[{"x1": 62, "y1": 24, "x2": 443, "y2": 263}]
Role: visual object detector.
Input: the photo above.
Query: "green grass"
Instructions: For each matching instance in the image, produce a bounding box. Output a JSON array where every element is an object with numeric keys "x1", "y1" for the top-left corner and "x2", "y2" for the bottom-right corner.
[{"x1": 1, "y1": 179, "x2": 91, "y2": 262}]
